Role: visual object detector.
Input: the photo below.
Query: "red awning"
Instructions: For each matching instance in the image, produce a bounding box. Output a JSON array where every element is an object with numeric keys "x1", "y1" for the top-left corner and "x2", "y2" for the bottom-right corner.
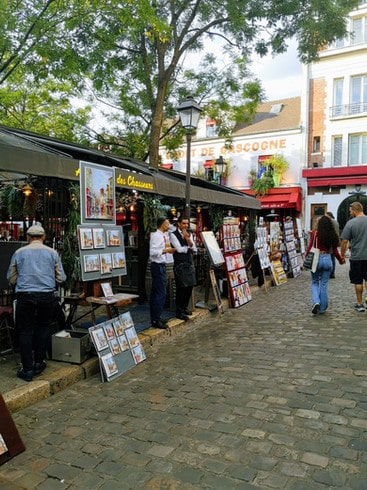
[
  {"x1": 307, "y1": 176, "x2": 367, "y2": 187},
  {"x1": 160, "y1": 163, "x2": 173, "y2": 169},
  {"x1": 242, "y1": 187, "x2": 302, "y2": 212}
]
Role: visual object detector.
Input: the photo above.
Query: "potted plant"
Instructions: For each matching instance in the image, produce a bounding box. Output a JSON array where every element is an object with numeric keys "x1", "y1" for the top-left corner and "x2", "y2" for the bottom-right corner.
[
  {"x1": 251, "y1": 171, "x2": 274, "y2": 197},
  {"x1": 261, "y1": 154, "x2": 289, "y2": 187}
]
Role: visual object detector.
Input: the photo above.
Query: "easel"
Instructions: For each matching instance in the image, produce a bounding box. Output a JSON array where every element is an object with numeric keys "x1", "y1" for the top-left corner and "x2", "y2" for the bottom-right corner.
[
  {"x1": 245, "y1": 250, "x2": 269, "y2": 292},
  {"x1": 209, "y1": 269, "x2": 224, "y2": 314},
  {"x1": 0, "y1": 394, "x2": 25, "y2": 465}
]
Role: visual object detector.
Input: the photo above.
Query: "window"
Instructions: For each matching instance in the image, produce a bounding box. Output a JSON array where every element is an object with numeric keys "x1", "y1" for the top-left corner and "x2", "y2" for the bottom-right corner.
[
  {"x1": 333, "y1": 78, "x2": 344, "y2": 116},
  {"x1": 206, "y1": 119, "x2": 217, "y2": 138},
  {"x1": 349, "y1": 134, "x2": 367, "y2": 165},
  {"x1": 333, "y1": 137, "x2": 342, "y2": 166},
  {"x1": 350, "y1": 75, "x2": 367, "y2": 114},
  {"x1": 313, "y1": 136, "x2": 320, "y2": 153},
  {"x1": 351, "y1": 17, "x2": 367, "y2": 45}
]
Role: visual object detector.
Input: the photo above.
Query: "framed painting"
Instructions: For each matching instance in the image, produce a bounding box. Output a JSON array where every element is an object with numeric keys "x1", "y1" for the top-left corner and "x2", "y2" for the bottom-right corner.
[{"x1": 80, "y1": 161, "x2": 116, "y2": 224}]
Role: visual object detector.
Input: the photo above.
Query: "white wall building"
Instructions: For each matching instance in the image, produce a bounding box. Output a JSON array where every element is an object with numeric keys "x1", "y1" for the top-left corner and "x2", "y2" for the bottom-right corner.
[
  {"x1": 302, "y1": 2, "x2": 367, "y2": 231},
  {"x1": 160, "y1": 97, "x2": 306, "y2": 219}
]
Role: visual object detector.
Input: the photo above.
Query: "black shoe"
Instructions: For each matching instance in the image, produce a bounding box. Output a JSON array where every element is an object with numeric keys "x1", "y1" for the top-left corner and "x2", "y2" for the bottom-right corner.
[
  {"x1": 33, "y1": 361, "x2": 46, "y2": 375},
  {"x1": 330, "y1": 274, "x2": 335, "y2": 278},
  {"x1": 159, "y1": 318, "x2": 169, "y2": 324},
  {"x1": 183, "y1": 308, "x2": 193, "y2": 316},
  {"x1": 176, "y1": 312, "x2": 189, "y2": 321},
  {"x1": 152, "y1": 320, "x2": 169, "y2": 329},
  {"x1": 17, "y1": 368, "x2": 33, "y2": 382}
]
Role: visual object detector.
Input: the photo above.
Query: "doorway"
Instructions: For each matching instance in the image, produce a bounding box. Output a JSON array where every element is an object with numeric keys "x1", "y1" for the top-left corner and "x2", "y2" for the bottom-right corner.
[{"x1": 310, "y1": 204, "x2": 327, "y2": 231}]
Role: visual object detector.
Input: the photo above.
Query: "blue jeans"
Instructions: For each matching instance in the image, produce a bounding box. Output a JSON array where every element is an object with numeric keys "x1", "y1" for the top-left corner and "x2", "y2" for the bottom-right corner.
[
  {"x1": 311, "y1": 254, "x2": 332, "y2": 313},
  {"x1": 16, "y1": 292, "x2": 58, "y2": 371},
  {"x1": 150, "y1": 262, "x2": 167, "y2": 322}
]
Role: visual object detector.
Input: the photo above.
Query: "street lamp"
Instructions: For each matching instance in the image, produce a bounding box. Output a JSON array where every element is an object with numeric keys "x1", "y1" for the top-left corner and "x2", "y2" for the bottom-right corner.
[
  {"x1": 177, "y1": 96, "x2": 202, "y2": 220},
  {"x1": 215, "y1": 156, "x2": 226, "y2": 185}
]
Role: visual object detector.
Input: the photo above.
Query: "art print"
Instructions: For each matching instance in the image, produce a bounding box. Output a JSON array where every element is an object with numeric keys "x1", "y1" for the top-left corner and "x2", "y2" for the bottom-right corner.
[
  {"x1": 100, "y1": 253, "x2": 113, "y2": 274},
  {"x1": 90, "y1": 327, "x2": 108, "y2": 351},
  {"x1": 92, "y1": 228, "x2": 105, "y2": 248},
  {"x1": 113, "y1": 317, "x2": 124, "y2": 336},
  {"x1": 101, "y1": 353, "x2": 118, "y2": 377},
  {"x1": 0, "y1": 434, "x2": 8, "y2": 455},
  {"x1": 112, "y1": 252, "x2": 126, "y2": 269},
  {"x1": 101, "y1": 282, "x2": 113, "y2": 297},
  {"x1": 109, "y1": 338, "x2": 121, "y2": 355},
  {"x1": 106, "y1": 228, "x2": 122, "y2": 246},
  {"x1": 119, "y1": 312, "x2": 134, "y2": 329},
  {"x1": 84, "y1": 254, "x2": 100, "y2": 273},
  {"x1": 117, "y1": 334, "x2": 129, "y2": 351},
  {"x1": 103, "y1": 321, "x2": 115, "y2": 340},
  {"x1": 125, "y1": 326, "x2": 140, "y2": 349},
  {"x1": 82, "y1": 162, "x2": 115, "y2": 221},
  {"x1": 132, "y1": 345, "x2": 146, "y2": 364},
  {"x1": 78, "y1": 227, "x2": 93, "y2": 249}
]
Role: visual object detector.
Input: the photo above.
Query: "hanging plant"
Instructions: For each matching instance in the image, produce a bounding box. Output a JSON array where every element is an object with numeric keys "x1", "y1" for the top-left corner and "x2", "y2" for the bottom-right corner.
[
  {"x1": 61, "y1": 183, "x2": 81, "y2": 291},
  {"x1": 0, "y1": 185, "x2": 24, "y2": 218},
  {"x1": 208, "y1": 204, "x2": 224, "y2": 232},
  {"x1": 140, "y1": 194, "x2": 170, "y2": 239}
]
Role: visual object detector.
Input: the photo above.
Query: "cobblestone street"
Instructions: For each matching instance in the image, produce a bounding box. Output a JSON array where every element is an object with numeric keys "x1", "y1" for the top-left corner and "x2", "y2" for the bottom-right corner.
[{"x1": 1, "y1": 262, "x2": 367, "y2": 489}]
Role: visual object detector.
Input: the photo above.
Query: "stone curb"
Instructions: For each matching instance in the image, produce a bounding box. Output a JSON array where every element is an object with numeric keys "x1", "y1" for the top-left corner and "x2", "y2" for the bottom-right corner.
[
  {"x1": 3, "y1": 283, "x2": 266, "y2": 414},
  {"x1": 3, "y1": 304, "x2": 215, "y2": 413}
]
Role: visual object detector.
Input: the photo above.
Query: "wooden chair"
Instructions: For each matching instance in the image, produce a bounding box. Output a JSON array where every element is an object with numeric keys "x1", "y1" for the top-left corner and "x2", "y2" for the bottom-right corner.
[{"x1": 0, "y1": 289, "x2": 15, "y2": 355}]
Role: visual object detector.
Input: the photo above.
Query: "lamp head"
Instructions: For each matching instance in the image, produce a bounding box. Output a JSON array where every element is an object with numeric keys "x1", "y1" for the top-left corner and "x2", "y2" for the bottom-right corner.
[{"x1": 177, "y1": 96, "x2": 202, "y2": 130}]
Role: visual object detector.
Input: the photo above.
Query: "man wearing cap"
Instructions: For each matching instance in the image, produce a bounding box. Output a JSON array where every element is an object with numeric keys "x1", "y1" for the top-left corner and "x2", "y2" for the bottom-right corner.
[
  {"x1": 340, "y1": 202, "x2": 367, "y2": 312},
  {"x1": 7, "y1": 225, "x2": 66, "y2": 382}
]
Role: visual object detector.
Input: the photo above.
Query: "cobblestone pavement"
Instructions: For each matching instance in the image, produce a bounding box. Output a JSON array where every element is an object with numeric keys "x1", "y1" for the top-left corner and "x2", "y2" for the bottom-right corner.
[{"x1": 1, "y1": 262, "x2": 367, "y2": 489}]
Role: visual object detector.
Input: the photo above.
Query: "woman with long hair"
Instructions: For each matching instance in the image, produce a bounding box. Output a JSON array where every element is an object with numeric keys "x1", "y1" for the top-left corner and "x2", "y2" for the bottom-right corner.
[{"x1": 305, "y1": 215, "x2": 345, "y2": 315}]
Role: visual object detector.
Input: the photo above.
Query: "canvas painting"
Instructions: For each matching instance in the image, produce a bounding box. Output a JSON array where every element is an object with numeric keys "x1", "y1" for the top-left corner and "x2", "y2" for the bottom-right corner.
[{"x1": 80, "y1": 161, "x2": 116, "y2": 224}]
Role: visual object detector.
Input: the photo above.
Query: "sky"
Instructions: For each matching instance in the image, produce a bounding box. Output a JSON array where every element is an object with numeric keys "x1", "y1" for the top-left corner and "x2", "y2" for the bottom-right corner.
[{"x1": 250, "y1": 40, "x2": 303, "y2": 101}]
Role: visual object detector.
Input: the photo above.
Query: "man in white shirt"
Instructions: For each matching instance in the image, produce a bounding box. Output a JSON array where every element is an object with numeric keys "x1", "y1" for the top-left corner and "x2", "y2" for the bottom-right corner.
[{"x1": 149, "y1": 217, "x2": 175, "y2": 329}]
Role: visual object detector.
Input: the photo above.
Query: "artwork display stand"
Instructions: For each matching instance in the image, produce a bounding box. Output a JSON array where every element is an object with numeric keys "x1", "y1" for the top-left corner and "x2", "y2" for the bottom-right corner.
[
  {"x1": 255, "y1": 226, "x2": 272, "y2": 292},
  {"x1": 222, "y1": 224, "x2": 252, "y2": 308},
  {"x1": 283, "y1": 220, "x2": 302, "y2": 278},
  {"x1": 89, "y1": 311, "x2": 146, "y2": 382},
  {"x1": 0, "y1": 394, "x2": 25, "y2": 465}
]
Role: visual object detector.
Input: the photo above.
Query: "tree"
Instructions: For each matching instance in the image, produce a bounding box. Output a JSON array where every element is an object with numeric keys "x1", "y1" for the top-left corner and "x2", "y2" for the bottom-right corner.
[
  {"x1": 0, "y1": 71, "x2": 92, "y2": 143},
  {"x1": 0, "y1": 0, "x2": 361, "y2": 165},
  {"x1": 0, "y1": 0, "x2": 95, "y2": 141},
  {"x1": 57, "y1": 0, "x2": 359, "y2": 167}
]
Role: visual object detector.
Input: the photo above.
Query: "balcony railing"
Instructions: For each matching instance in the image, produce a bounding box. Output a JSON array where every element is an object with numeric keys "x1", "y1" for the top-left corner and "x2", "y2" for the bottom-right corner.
[{"x1": 330, "y1": 102, "x2": 367, "y2": 118}]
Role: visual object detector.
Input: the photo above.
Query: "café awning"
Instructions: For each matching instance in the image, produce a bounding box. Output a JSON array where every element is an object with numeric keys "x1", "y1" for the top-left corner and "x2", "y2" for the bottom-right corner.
[{"x1": 0, "y1": 126, "x2": 260, "y2": 210}]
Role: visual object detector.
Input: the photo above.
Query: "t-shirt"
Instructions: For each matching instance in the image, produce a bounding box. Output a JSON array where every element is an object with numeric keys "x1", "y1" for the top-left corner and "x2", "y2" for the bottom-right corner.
[{"x1": 340, "y1": 215, "x2": 367, "y2": 260}]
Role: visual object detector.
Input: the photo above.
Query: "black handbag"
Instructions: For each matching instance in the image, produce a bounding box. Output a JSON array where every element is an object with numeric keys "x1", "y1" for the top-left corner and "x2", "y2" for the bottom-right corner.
[{"x1": 175, "y1": 262, "x2": 196, "y2": 288}]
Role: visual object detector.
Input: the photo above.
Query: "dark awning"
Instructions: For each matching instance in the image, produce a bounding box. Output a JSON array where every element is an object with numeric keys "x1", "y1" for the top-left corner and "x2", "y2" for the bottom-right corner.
[{"x1": 0, "y1": 126, "x2": 260, "y2": 210}]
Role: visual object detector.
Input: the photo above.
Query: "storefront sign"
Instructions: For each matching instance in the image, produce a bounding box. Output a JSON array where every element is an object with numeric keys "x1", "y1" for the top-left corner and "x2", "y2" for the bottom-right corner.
[{"x1": 115, "y1": 170, "x2": 154, "y2": 191}]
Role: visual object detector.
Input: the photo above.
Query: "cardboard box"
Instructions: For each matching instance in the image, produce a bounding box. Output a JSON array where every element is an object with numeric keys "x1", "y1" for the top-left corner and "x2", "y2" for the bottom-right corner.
[{"x1": 52, "y1": 330, "x2": 91, "y2": 364}]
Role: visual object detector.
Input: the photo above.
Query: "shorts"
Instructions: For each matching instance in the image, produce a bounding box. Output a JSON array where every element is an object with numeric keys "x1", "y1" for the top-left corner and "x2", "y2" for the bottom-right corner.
[{"x1": 349, "y1": 260, "x2": 367, "y2": 284}]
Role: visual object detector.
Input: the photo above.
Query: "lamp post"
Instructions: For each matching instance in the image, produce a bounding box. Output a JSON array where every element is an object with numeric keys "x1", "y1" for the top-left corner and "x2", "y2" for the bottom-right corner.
[
  {"x1": 215, "y1": 156, "x2": 226, "y2": 185},
  {"x1": 177, "y1": 96, "x2": 202, "y2": 220}
]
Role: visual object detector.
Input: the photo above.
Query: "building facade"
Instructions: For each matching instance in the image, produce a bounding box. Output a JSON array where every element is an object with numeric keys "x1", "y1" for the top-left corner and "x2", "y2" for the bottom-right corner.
[
  {"x1": 160, "y1": 97, "x2": 306, "y2": 221},
  {"x1": 302, "y1": 2, "x2": 367, "y2": 231}
]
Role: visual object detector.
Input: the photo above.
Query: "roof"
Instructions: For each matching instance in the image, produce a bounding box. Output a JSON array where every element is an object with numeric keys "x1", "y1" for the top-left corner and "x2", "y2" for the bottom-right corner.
[{"x1": 233, "y1": 97, "x2": 301, "y2": 136}]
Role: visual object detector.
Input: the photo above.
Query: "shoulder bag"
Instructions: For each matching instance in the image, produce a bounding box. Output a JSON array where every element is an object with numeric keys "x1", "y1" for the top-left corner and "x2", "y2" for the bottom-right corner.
[{"x1": 303, "y1": 234, "x2": 320, "y2": 273}]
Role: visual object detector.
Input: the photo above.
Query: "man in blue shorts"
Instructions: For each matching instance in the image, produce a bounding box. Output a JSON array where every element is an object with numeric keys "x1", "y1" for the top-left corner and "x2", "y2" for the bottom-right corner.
[{"x1": 340, "y1": 202, "x2": 367, "y2": 312}]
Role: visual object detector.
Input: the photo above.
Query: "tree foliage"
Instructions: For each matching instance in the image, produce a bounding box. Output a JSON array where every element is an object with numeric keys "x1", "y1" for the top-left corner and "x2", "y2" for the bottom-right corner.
[{"x1": 0, "y1": 0, "x2": 361, "y2": 165}]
